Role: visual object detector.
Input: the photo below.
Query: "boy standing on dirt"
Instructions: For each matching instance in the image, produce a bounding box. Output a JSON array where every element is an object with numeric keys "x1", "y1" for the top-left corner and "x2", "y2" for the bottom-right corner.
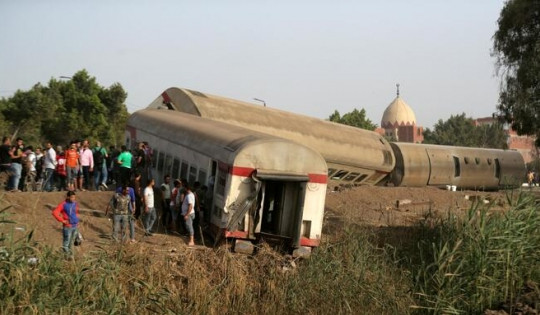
[{"x1": 52, "y1": 191, "x2": 80, "y2": 256}]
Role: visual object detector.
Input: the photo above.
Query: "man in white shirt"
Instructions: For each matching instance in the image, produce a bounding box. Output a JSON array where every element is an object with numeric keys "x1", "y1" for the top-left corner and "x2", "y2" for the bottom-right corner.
[
  {"x1": 42, "y1": 142, "x2": 57, "y2": 192},
  {"x1": 181, "y1": 183, "x2": 195, "y2": 246},
  {"x1": 143, "y1": 178, "x2": 156, "y2": 236}
]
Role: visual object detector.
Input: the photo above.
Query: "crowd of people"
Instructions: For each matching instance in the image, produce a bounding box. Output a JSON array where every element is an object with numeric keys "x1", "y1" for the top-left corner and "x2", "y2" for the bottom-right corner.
[
  {"x1": 104, "y1": 174, "x2": 207, "y2": 246},
  {"x1": 0, "y1": 136, "x2": 210, "y2": 254},
  {"x1": 0, "y1": 137, "x2": 153, "y2": 193},
  {"x1": 52, "y1": 173, "x2": 207, "y2": 255},
  {"x1": 43, "y1": 138, "x2": 208, "y2": 254}
]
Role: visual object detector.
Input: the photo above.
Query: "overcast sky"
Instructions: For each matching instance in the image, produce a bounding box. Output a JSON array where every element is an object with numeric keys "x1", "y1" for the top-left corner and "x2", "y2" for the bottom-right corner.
[{"x1": 0, "y1": 0, "x2": 505, "y2": 129}]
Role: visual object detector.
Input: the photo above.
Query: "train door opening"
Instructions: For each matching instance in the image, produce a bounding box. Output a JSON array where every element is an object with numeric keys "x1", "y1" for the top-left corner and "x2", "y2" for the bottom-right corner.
[{"x1": 256, "y1": 180, "x2": 305, "y2": 248}]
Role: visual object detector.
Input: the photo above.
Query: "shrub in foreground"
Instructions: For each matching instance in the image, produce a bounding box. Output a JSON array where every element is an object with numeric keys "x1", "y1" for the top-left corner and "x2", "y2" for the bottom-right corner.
[{"x1": 413, "y1": 192, "x2": 540, "y2": 314}]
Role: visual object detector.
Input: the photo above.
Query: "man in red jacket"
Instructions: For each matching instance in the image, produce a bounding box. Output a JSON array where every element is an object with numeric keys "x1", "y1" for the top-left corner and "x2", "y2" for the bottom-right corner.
[{"x1": 52, "y1": 191, "x2": 80, "y2": 256}]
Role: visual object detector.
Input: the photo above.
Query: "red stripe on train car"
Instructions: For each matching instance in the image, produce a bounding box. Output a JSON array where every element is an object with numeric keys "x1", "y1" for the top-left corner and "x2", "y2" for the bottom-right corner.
[
  {"x1": 230, "y1": 166, "x2": 255, "y2": 177},
  {"x1": 300, "y1": 237, "x2": 320, "y2": 247},
  {"x1": 162, "y1": 91, "x2": 171, "y2": 103},
  {"x1": 308, "y1": 173, "x2": 327, "y2": 184},
  {"x1": 225, "y1": 230, "x2": 249, "y2": 239},
  {"x1": 230, "y1": 166, "x2": 327, "y2": 184}
]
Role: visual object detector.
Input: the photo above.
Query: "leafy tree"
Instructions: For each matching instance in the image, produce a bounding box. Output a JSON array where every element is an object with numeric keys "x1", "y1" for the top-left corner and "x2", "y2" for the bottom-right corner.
[
  {"x1": 0, "y1": 69, "x2": 128, "y2": 147},
  {"x1": 423, "y1": 113, "x2": 508, "y2": 149},
  {"x1": 493, "y1": 0, "x2": 540, "y2": 145},
  {"x1": 476, "y1": 122, "x2": 508, "y2": 149},
  {"x1": 328, "y1": 108, "x2": 377, "y2": 130}
]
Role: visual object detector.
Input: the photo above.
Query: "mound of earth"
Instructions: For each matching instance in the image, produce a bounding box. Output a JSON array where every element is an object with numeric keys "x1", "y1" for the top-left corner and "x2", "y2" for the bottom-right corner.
[
  {"x1": 324, "y1": 183, "x2": 510, "y2": 229},
  {"x1": 0, "y1": 185, "x2": 513, "y2": 254}
]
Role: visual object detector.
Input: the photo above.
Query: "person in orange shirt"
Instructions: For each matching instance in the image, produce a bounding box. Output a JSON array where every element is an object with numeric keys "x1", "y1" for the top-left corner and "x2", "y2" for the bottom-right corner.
[{"x1": 65, "y1": 142, "x2": 80, "y2": 192}]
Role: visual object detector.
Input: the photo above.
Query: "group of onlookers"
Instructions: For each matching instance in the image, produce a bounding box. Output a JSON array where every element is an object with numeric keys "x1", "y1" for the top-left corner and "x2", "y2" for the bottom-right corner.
[
  {"x1": 25, "y1": 137, "x2": 208, "y2": 254},
  {"x1": 0, "y1": 136, "x2": 154, "y2": 193},
  {"x1": 104, "y1": 172, "x2": 209, "y2": 248}
]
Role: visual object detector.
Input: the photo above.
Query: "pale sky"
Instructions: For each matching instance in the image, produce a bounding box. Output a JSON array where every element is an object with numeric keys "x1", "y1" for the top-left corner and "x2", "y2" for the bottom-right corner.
[{"x1": 0, "y1": 0, "x2": 505, "y2": 129}]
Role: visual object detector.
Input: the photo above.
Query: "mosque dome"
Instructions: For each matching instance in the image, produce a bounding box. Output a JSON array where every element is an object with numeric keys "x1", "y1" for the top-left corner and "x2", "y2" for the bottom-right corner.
[{"x1": 381, "y1": 85, "x2": 416, "y2": 127}]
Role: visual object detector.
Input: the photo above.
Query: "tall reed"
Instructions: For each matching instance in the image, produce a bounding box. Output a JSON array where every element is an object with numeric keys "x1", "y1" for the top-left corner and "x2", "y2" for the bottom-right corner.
[{"x1": 412, "y1": 191, "x2": 540, "y2": 314}]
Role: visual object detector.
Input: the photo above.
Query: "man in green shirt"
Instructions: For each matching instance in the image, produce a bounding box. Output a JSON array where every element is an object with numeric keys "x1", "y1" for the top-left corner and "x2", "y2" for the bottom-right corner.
[{"x1": 116, "y1": 145, "x2": 133, "y2": 186}]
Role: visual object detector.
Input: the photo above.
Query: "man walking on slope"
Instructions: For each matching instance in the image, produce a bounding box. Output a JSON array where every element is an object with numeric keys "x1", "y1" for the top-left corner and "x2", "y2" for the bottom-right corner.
[
  {"x1": 143, "y1": 178, "x2": 156, "y2": 236},
  {"x1": 106, "y1": 185, "x2": 133, "y2": 242}
]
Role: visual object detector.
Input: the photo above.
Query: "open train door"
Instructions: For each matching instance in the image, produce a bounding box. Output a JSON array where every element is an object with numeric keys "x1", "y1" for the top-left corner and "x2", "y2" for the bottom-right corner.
[
  {"x1": 230, "y1": 171, "x2": 308, "y2": 254},
  {"x1": 256, "y1": 178, "x2": 306, "y2": 250}
]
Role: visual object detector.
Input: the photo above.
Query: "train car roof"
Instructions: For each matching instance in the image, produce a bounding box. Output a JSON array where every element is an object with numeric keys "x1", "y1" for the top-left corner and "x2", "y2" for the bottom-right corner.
[
  {"x1": 392, "y1": 142, "x2": 525, "y2": 157},
  {"x1": 128, "y1": 109, "x2": 327, "y2": 175},
  {"x1": 147, "y1": 87, "x2": 395, "y2": 172}
]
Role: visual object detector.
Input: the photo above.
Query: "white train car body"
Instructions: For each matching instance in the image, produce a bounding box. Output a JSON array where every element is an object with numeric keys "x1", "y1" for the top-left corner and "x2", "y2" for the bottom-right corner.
[{"x1": 126, "y1": 109, "x2": 328, "y2": 254}]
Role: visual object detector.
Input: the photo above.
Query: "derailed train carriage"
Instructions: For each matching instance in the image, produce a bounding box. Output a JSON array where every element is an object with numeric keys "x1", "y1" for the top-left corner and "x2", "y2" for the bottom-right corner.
[
  {"x1": 147, "y1": 87, "x2": 525, "y2": 190},
  {"x1": 148, "y1": 87, "x2": 396, "y2": 186},
  {"x1": 389, "y1": 143, "x2": 524, "y2": 190},
  {"x1": 127, "y1": 109, "x2": 328, "y2": 256}
]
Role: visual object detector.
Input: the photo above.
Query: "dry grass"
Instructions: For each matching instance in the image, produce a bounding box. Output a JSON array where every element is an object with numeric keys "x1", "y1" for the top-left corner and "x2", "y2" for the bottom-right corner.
[{"x1": 1, "y1": 190, "x2": 539, "y2": 314}]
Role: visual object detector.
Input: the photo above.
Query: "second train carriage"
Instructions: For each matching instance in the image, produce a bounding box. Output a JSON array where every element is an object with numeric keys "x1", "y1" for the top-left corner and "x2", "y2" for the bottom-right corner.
[
  {"x1": 147, "y1": 87, "x2": 526, "y2": 190},
  {"x1": 389, "y1": 142, "x2": 525, "y2": 190},
  {"x1": 148, "y1": 87, "x2": 395, "y2": 186},
  {"x1": 127, "y1": 109, "x2": 328, "y2": 256}
]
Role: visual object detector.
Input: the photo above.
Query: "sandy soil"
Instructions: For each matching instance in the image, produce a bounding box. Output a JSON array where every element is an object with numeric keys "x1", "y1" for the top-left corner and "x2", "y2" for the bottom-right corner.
[{"x1": 0, "y1": 183, "x2": 514, "y2": 255}]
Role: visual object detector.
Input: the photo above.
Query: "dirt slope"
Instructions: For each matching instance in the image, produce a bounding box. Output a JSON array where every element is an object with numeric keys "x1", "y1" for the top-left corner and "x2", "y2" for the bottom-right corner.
[{"x1": 0, "y1": 185, "x2": 512, "y2": 254}]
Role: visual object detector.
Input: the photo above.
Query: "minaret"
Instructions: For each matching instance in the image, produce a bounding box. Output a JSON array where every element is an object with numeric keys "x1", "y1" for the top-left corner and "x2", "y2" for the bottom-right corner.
[{"x1": 396, "y1": 83, "x2": 400, "y2": 97}]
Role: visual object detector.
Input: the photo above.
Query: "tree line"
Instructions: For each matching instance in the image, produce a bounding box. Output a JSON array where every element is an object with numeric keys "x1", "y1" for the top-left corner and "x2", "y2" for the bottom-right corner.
[
  {"x1": 0, "y1": 69, "x2": 129, "y2": 148},
  {"x1": 328, "y1": 109, "x2": 508, "y2": 149}
]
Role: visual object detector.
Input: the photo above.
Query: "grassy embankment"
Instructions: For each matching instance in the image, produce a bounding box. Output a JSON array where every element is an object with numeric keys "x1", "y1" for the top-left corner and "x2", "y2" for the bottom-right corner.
[{"x1": 0, "y1": 190, "x2": 539, "y2": 314}]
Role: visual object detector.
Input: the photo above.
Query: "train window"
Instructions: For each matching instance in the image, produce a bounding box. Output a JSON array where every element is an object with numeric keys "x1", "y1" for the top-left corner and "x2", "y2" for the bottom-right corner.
[
  {"x1": 157, "y1": 152, "x2": 164, "y2": 172},
  {"x1": 328, "y1": 168, "x2": 338, "y2": 177},
  {"x1": 189, "y1": 166, "x2": 197, "y2": 184},
  {"x1": 495, "y1": 158, "x2": 501, "y2": 179},
  {"x1": 164, "y1": 154, "x2": 173, "y2": 174},
  {"x1": 487, "y1": 158, "x2": 493, "y2": 165},
  {"x1": 344, "y1": 172, "x2": 360, "y2": 181},
  {"x1": 198, "y1": 169, "x2": 207, "y2": 185},
  {"x1": 172, "y1": 158, "x2": 180, "y2": 179},
  {"x1": 152, "y1": 150, "x2": 159, "y2": 170},
  {"x1": 331, "y1": 170, "x2": 349, "y2": 180},
  {"x1": 464, "y1": 157, "x2": 470, "y2": 164},
  {"x1": 475, "y1": 157, "x2": 480, "y2": 165},
  {"x1": 180, "y1": 162, "x2": 188, "y2": 179},
  {"x1": 355, "y1": 174, "x2": 368, "y2": 183},
  {"x1": 453, "y1": 156, "x2": 461, "y2": 177},
  {"x1": 216, "y1": 170, "x2": 227, "y2": 196}
]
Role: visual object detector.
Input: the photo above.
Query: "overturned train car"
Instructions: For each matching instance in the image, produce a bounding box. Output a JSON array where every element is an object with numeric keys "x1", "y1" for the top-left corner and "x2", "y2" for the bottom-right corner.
[
  {"x1": 148, "y1": 87, "x2": 395, "y2": 186},
  {"x1": 148, "y1": 87, "x2": 525, "y2": 190},
  {"x1": 127, "y1": 109, "x2": 328, "y2": 256},
  {"x1": 389, "y1": 143, "x2": 524, "y2": 190}
]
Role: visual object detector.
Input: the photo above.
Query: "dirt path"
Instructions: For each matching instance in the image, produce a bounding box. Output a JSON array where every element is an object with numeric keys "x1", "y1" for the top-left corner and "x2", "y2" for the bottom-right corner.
[{"x1": 0, "y1": 185, "x2": 514, "y2": 254}]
